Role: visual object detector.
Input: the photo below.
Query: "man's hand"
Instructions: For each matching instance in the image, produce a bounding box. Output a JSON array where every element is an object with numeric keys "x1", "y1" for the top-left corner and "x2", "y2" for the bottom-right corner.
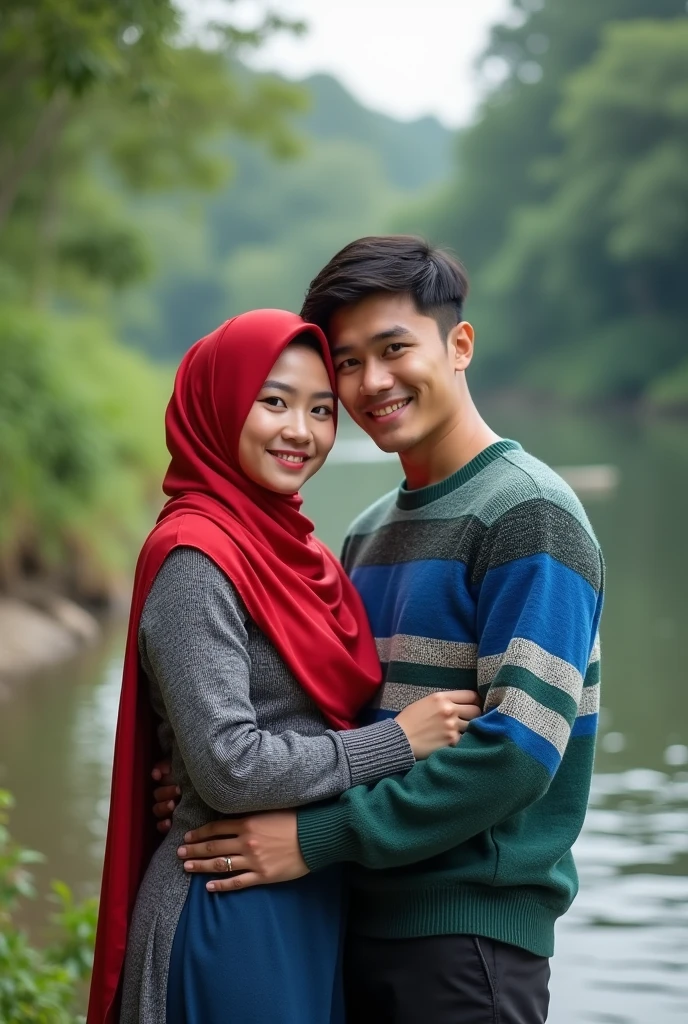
[
  {"x1": 177, "y1": 810, "x2": 308, "y2": 892},
  {"x1": 151, "y1": 759, "x2": 181, "y2": 835}
]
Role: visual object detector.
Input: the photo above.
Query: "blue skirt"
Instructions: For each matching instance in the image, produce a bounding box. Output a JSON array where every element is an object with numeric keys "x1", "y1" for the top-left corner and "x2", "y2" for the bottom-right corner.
[{"x1": 166, "y1": 868, "x2": 346, "y2": 1024}]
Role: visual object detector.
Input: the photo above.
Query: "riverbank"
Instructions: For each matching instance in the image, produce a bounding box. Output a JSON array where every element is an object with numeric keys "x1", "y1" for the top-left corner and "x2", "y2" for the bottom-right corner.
[{"x1": 0, "y1": 589, "x2": 102, "y2": 699}]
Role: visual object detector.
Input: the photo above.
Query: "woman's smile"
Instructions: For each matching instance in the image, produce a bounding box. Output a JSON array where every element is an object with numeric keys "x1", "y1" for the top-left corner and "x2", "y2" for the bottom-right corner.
[{"x1": 267, "y1": 448, "x2": 312, "y2": 470}]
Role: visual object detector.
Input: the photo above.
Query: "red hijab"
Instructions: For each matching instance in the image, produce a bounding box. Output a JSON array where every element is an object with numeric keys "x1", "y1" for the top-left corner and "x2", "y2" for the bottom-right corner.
[{"x1": 87, "y1": 309, "x2": 382, "y2": 1024}]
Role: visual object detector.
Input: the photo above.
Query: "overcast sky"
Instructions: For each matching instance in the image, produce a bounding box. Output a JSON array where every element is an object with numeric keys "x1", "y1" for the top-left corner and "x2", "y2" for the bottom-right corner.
[{"x1": 198, "y1": 0, "x2": 513, "y2": 127}]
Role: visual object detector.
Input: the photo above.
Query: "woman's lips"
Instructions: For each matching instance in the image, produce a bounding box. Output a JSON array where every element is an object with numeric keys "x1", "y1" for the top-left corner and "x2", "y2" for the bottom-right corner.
[{"x1": 267, "y1": 450, "x2": 310, "y2": 470}]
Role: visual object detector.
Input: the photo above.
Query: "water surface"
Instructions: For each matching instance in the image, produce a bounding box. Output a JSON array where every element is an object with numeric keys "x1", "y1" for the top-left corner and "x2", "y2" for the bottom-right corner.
[{"x1": 1, "y1": 407, "x2": 687, "y2": 1021}]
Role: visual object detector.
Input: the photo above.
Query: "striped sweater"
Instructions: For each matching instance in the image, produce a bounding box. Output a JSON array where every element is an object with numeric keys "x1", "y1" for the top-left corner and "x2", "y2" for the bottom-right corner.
[{"x1": 297, "y1": 439, "x2": 604, "y2": 957}]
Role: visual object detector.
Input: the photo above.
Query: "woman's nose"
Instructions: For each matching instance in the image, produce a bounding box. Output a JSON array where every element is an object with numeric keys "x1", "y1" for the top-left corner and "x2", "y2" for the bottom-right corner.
[{"x1": 281, "y1": 414, "x2": 311, "y2": 442}]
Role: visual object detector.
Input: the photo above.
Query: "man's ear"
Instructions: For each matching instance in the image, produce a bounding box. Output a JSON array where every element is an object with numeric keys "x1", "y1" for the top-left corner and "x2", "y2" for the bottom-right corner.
[{"x1": 448, "y1": 321, "x2": 475, "y2": 372}]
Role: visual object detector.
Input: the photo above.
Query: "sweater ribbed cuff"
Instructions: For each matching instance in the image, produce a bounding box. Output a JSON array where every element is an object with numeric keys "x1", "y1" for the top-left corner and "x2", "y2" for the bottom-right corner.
[
  {"x1": 297, "y1": 800, "x2": 358, "y2": 872},
  {"x1": 340, "y1": 718, "x2": 415, "y2": 788}
]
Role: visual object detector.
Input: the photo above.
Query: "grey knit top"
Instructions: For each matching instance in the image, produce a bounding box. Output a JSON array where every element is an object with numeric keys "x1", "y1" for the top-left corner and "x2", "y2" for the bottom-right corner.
[{"x1": 120, "y1": 546, "x2": 414, "y2": 1024}]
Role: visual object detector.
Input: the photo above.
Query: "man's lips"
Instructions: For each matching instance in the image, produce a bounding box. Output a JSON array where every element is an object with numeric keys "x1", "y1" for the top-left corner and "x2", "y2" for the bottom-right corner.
[{"x1": 361, "y1": 397, "x2": 413, "y2": 422}]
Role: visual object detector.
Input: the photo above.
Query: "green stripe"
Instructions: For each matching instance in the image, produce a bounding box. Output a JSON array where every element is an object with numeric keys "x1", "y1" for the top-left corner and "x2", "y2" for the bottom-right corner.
[
  {"x1": 383, "y1": 661, "x2": 477, "y2": 689},
  {"x1": 583, "y1": 660, "x2": 600, "y2": 687},
  {"x1": 396, "y1": 440, "x2": 522, "y2": 510},
  {"x1": 488, "y1": 665, "x2": 578, "y2": 725}
]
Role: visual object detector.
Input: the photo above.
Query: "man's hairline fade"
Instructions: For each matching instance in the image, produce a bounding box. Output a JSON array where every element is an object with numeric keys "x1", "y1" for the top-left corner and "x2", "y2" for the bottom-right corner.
[{"x1": 300, "y1": 235, "x2": 469, "y2": 344}]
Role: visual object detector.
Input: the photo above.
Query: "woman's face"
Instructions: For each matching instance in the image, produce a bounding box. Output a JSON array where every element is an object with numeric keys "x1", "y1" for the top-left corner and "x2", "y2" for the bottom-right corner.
[{"x1": 238, "y1": 341, "x2": 336, "y2": 494}]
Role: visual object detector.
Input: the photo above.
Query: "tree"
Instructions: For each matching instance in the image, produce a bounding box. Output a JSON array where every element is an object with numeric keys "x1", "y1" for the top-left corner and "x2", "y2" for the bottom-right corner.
[
  {"x1": 479, "y1": 19, "x2": 688, "y2": 402},
  {"x1": 403, "y1": 0, "x2": 688, "y2": 404},
  {"x1": 0, "y1": 1, "x2": 308, "y2": 592},
  {"x1": 0, "y1": 0, "x2": 306, "y2": 304}
]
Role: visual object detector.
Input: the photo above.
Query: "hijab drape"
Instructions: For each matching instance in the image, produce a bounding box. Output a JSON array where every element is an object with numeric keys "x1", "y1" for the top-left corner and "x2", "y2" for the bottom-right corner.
[{"x1": 87, "y1": 309, "x2": 382, "y2": 1023}]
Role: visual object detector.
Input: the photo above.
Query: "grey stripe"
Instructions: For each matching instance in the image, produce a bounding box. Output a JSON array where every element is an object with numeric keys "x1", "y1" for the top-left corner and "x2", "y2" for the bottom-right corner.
[
  {"x1": 345, "y1": 449, "x2": 598, "y2": 544},
  {"x1": 478, "y1": 637, "x2": 584, "y2": 702},
  {"x1": 372, "y1": 680, "x2": 448, "y2": 712},
  {"x1": 588, "y1": 634, "x2": 601, "y2": 665},
  {"x1": 377, "y1": 635, "x2": 477, "y2": 669},
  {"x1": 484, "y1": 686, "x2": 571, "y2": 756},
  {"x1": 578, "y1": 684, "x2": 600, "y2": 717}
]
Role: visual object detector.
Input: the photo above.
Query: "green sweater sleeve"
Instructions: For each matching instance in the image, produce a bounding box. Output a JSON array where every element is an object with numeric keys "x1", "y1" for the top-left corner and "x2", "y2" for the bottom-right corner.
[{"x1": 298, "y1": 517, "x2": 604, "y2": 872}]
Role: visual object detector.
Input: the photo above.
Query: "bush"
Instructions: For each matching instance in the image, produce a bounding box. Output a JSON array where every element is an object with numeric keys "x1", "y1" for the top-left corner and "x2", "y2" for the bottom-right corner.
[{"x1": 0, "y1": 790, "x2": 97, "y2": 1024}]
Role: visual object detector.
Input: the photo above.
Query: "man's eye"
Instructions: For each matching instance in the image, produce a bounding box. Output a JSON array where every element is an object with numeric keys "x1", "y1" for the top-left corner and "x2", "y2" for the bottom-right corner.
[
  {"x1": 336, "y1": 358, "x2": 359, "y2": 371},
  {"x1": 384, "y1": 342, "x2": 405, "y2": 356}
]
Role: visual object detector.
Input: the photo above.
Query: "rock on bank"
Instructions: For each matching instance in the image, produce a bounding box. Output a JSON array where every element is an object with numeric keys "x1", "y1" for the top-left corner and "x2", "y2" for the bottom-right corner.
[{"x1": 0, "y1": 591, "x2": 100, "y2": 696}]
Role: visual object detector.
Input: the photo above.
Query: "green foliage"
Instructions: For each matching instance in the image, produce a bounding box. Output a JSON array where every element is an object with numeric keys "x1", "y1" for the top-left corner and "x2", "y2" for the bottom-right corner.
[
  {"x1": 0, "y1": 304, "x2": 170, "y2": 590},
  {"x1": 407, "y1": 0, "x2": 688, "y2": 407},
  {"x1": 0, "y1": 791, "x2": 96, "y2": 1024},
  {"x1": 0, "y1": 1, "x2": 313, "y2": 594}
]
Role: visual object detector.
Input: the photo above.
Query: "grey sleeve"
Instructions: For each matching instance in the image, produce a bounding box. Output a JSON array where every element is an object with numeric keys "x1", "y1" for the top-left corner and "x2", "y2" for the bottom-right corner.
[{"x1": 139, "y1": 548, "x2": 414, "y2": 814}]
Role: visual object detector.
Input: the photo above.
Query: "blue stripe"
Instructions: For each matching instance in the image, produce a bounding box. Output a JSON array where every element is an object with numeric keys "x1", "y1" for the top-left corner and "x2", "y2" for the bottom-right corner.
[
  {"x1": 471, "y1": 710, "x2": 561, "y2": 775},
  {"x1": 476, "y1": 553, "x2": 598, "y2": 673},
  {"x1": 350, "y1": 561, "x2": 476, "y2": 644},
  {"x1": 571, "y1": 713, "x2": 598, "y2": 738}
]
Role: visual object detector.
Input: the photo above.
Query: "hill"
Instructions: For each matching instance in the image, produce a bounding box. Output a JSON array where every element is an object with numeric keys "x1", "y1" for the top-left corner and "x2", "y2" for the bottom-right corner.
[{"x1": 115, "y1": 73, "x2": 452, "y2": 359}]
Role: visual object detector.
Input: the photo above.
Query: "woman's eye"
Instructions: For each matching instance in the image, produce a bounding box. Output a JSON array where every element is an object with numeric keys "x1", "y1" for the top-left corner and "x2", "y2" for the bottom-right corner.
[
  {"x1": 261, "y1": 396, "x2": 286, "y2": 408},
  {"x1": 313, "y1": 405, "x2": 333, "y2": 417}
]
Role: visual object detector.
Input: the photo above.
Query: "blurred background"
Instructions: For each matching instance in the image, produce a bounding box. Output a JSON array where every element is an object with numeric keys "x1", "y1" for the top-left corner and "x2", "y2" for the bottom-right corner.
[{"x1": 0, "y1": 1, "x2": 687, "y2": 1020}]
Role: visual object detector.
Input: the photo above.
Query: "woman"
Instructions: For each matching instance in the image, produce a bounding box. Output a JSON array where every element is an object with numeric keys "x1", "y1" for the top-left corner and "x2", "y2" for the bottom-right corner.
[{"x1": 88, "y1": 310, "x2": 479, "y2": 1024}]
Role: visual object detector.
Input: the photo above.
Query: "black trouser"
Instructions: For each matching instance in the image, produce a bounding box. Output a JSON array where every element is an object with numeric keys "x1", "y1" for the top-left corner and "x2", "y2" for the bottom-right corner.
[{"x1": 344, "y1": 933, "x2": 550, "y2": 1023}]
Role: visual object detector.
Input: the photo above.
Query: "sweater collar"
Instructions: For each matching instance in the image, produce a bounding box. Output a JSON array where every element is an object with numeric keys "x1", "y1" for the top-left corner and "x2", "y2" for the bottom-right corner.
[{"x1": 396, "y1": 439, "x2": 521, "y2": 510}]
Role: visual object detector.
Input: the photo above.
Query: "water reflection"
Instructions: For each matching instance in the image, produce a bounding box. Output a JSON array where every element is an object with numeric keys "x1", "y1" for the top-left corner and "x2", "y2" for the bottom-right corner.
[{"x1": 0, "y1": 409, "x2": 687, "y2": 1021}]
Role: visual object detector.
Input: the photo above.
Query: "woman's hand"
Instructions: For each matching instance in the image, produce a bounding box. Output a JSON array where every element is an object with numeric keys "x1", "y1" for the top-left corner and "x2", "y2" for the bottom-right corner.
[{"x1": 396, "y1": 689, "x2": 482, "y2": 760}]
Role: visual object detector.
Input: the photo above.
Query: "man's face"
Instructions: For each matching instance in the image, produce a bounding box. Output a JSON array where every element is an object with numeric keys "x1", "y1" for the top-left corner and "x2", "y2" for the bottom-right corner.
[{"x1": 330, "y1": 293, "x2": 471, "y2": 454}]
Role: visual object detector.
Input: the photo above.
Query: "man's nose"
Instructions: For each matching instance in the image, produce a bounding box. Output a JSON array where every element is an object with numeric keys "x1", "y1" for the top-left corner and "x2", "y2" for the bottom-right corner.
[{"x1": 360, "y1": 361, "x2": 394, "y2": 395}]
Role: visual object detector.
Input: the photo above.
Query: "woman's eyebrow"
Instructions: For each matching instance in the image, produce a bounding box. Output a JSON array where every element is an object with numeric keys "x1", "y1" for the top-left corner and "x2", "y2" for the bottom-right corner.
[{"x1": 262, "y1": 379, "x2": 334, "y2": 401}]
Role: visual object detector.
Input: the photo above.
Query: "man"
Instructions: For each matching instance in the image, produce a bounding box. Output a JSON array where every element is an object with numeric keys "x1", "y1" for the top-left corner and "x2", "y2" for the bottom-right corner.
[{"x1": 155, "y1": 236, "x2": 603, "y2": 1022}]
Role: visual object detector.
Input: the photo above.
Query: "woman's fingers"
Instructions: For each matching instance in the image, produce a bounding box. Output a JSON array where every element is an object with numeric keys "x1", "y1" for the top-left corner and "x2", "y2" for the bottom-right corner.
[
  {"x1": 456, "y1": 705, "x2": 482, "y2": 733},
  {"x1": 445, "y1": 689, "x2": 482, "y2": 706},
  {"x1": 183, "y1": 853, "x2": 250, "y2": 874}
]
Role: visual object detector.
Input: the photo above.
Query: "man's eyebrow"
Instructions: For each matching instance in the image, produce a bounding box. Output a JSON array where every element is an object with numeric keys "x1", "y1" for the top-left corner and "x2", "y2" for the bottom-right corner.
[
  {"x1": 331, "y1": 325, "x2": 412, "y2": 357},
  {"x1": 371, "y1": 325, "x2": 413, "y2": 342},
  {"x1": 261, "y1": 380, "x2": 334, "y2": 402}
]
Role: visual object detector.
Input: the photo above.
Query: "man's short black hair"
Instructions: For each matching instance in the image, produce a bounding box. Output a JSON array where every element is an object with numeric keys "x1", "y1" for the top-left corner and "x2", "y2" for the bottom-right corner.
[{"x1": 301, "y1": 235, "x2": 469, "y2": 340}]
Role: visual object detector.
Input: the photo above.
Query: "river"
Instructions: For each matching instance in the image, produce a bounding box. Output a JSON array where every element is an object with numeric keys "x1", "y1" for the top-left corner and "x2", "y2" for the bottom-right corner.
[{"x1": 1, "y1": 406, "x2": 687, "y2": 1022}]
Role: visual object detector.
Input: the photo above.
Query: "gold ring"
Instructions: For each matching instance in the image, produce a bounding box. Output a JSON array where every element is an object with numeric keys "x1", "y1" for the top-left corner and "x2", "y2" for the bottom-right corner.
[{"x1": 225, "y1": 856, "x2": 232, "y2": 873}]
